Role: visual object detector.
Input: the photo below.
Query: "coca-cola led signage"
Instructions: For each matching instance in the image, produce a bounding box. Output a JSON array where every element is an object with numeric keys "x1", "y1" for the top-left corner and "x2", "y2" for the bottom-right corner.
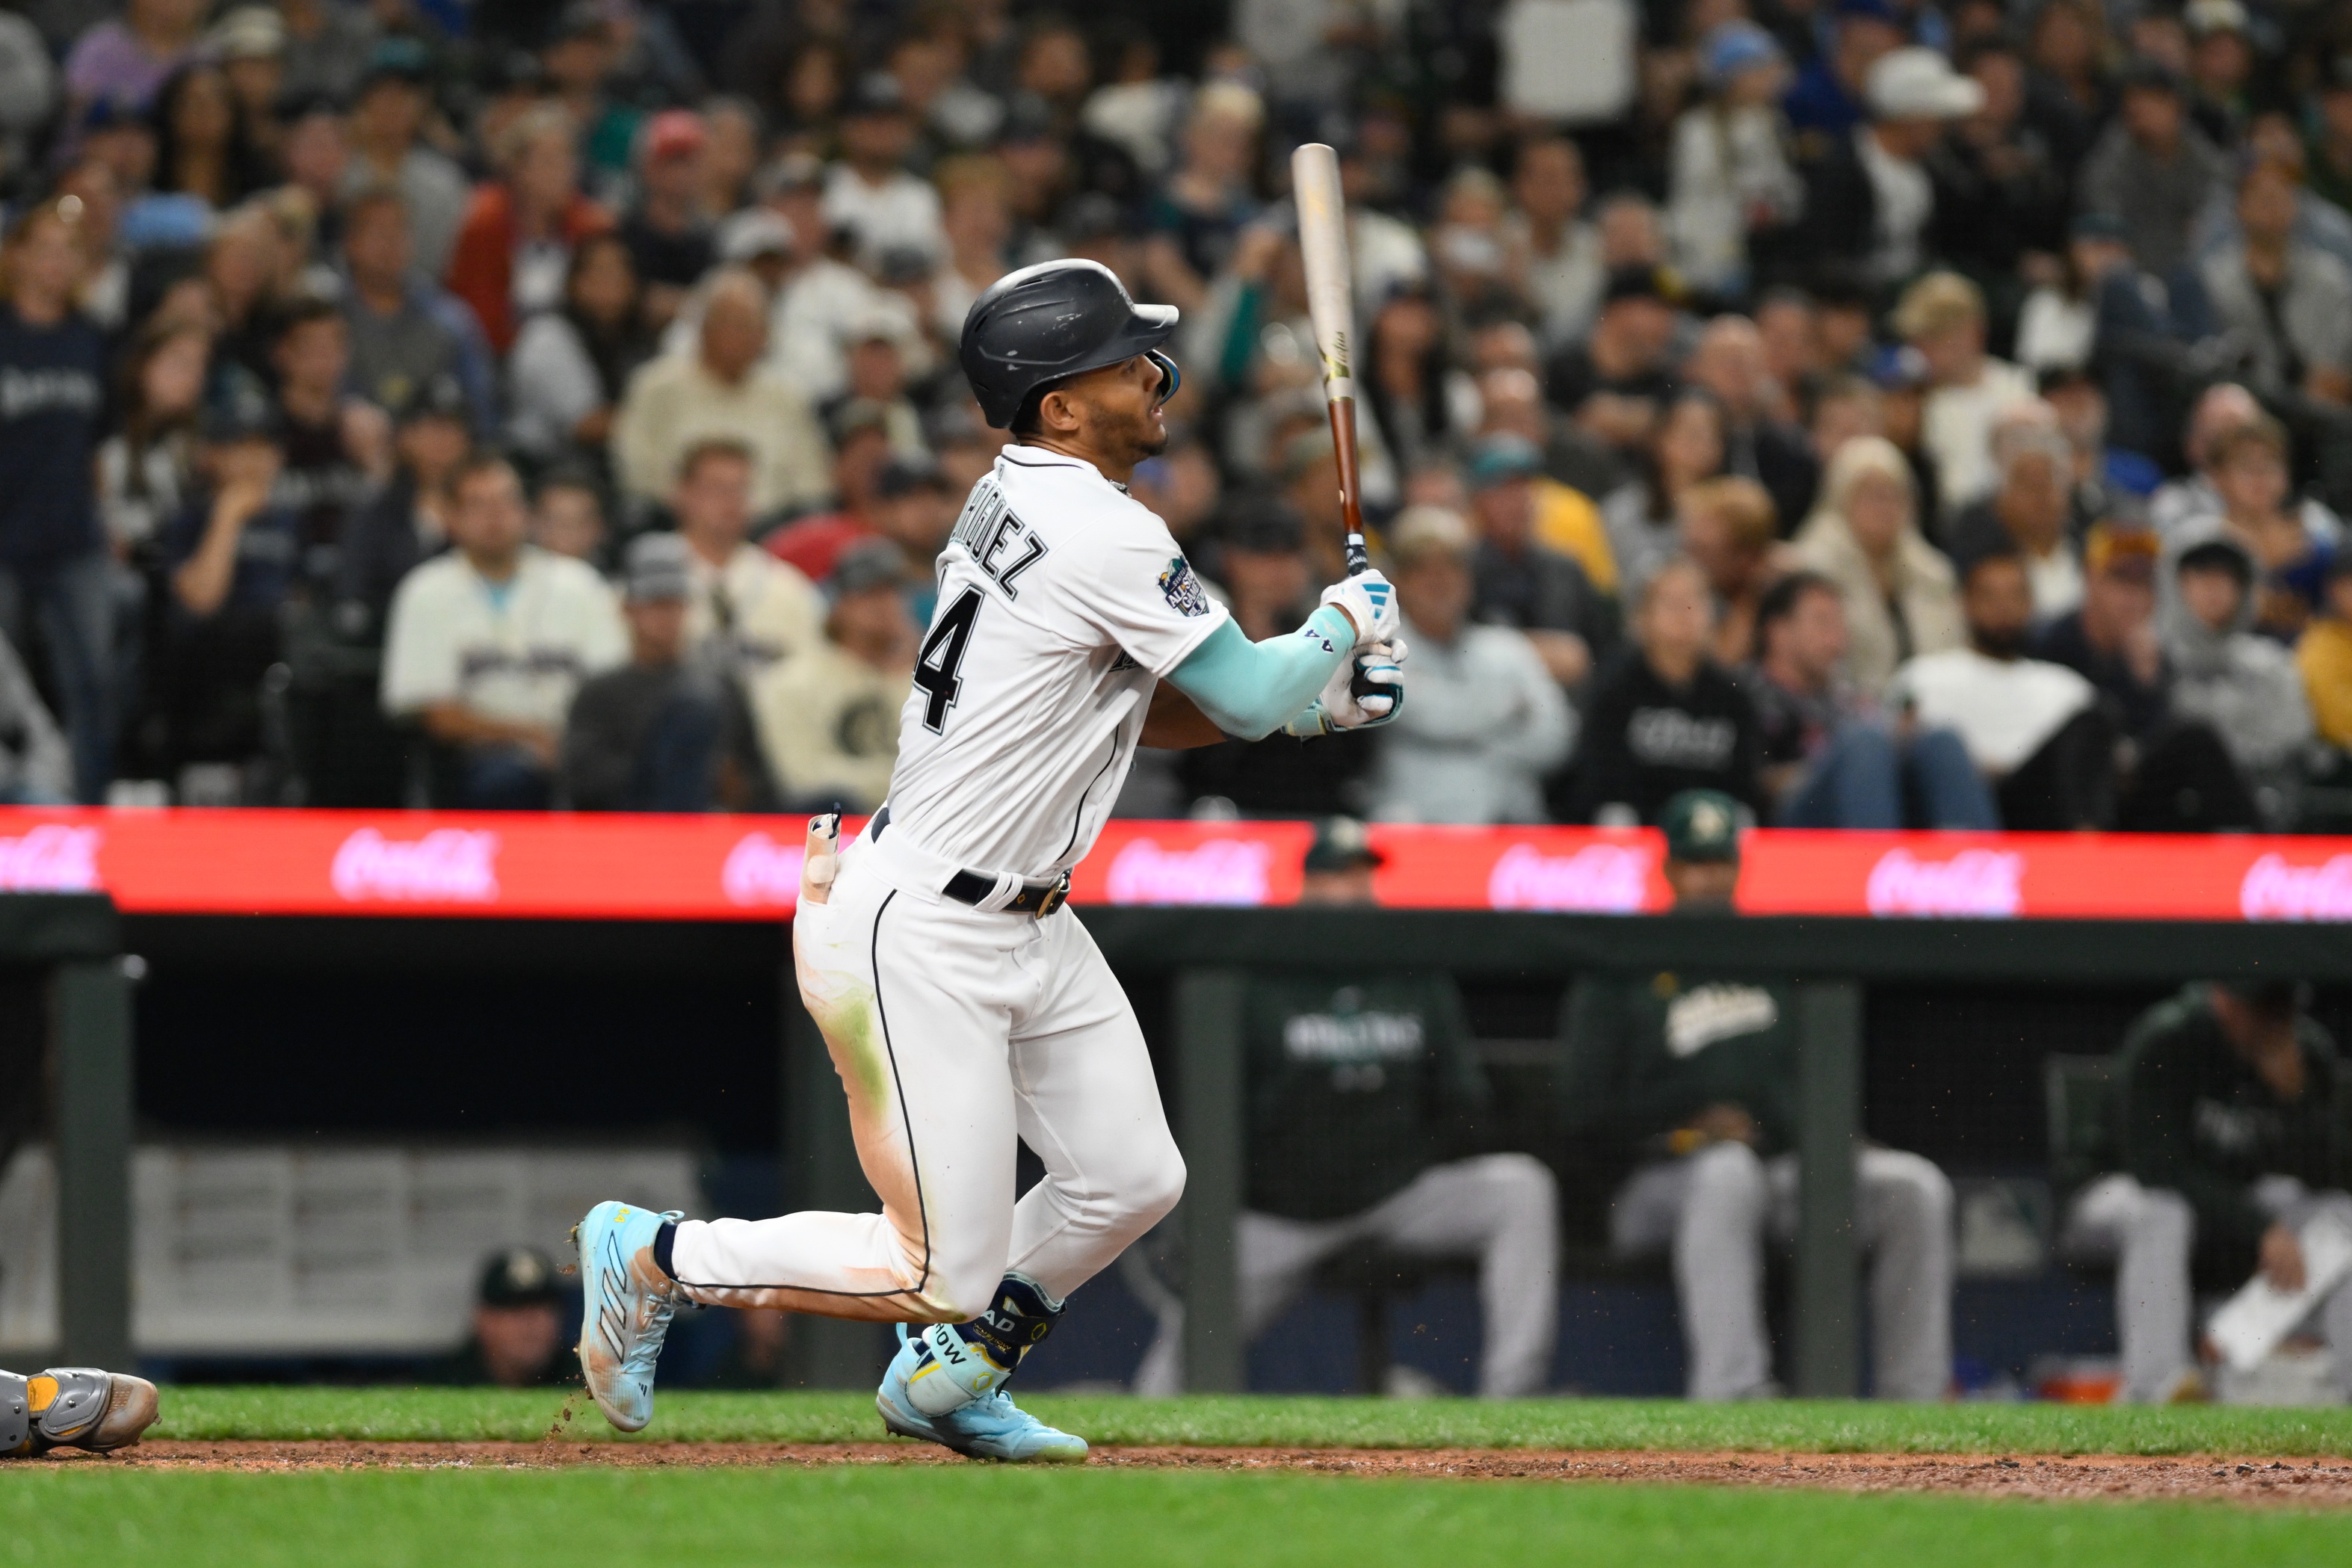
[{"x1": 0, "y1": 809, "x2": 2346, "y2": 922}]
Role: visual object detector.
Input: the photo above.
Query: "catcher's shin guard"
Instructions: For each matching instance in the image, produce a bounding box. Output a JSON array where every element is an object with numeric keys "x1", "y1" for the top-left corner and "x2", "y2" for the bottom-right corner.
[{"x1": 1, "y1": 1368, "x2": 161, "y2": 1457}]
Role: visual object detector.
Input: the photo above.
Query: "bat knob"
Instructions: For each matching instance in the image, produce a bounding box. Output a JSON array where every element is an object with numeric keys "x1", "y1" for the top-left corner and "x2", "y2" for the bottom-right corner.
[{"x1": 1345, "y1": 541, "x2": 1370, "y2": 577}]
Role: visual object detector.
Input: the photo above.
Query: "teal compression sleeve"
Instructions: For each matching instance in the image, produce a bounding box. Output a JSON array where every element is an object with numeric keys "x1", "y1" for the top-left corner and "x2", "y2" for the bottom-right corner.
[{"x1": 1167, "y1": 609, "x2": 1354, "y2": 741}]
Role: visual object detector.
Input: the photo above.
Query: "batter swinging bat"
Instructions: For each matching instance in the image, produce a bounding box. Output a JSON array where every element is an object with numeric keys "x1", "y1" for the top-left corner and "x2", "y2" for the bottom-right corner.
[{"x1": 1291, "y1": 141, "x2": 1369, "y2": 579}]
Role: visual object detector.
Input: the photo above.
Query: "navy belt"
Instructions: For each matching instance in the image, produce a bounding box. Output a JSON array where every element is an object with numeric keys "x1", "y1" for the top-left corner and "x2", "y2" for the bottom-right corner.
[{"x1": 872, "y1": 806, "x2": 1070, "y2": 918}]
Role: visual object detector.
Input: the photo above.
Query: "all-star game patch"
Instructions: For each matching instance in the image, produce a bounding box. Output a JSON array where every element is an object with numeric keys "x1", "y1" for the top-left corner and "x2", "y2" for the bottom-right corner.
[{"x1": 1158, "y1": 556, "x2": 1212, "y2": 617}]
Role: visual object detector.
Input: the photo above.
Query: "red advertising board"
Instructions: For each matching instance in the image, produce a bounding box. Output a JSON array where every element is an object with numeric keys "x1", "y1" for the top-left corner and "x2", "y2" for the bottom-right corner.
[{"x1": 0, "y1": 809, "x2": 2343, "y2": 922}]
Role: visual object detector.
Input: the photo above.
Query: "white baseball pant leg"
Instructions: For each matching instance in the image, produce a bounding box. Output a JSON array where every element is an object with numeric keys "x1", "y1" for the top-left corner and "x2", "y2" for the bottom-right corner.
[
  {"x1": 1614, "y1": 1143, "x2": 1954, "y2": 1400},
  {"x1": 2252, "y1": 1179, "x2": 2352, "y2": 1401},
  {"x1": 2061, "y1": 1173, "x2": 2197, "y2": 1403},
  {"x1": 1135, "y1": 1153, "x2": 1560, "y2": 1397},
  {"x1": 667, "y1": 847, "x2": 1186, "y2": 1322}
]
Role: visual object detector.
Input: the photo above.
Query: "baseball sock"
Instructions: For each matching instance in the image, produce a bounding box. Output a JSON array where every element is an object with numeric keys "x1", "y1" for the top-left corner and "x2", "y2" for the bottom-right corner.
[
  {"x1": 949, "y1": 1273, "x2": 1064, "y2": 1373},
  {"x1": 652, "y1": 1221, "x2": 678, "y2": 1282}
]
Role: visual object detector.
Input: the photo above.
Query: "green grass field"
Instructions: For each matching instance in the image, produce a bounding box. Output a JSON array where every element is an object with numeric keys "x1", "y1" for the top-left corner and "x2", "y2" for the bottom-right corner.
[{"x1": 7, "y1": 1391, "x2": 2352, "y2": 1568}]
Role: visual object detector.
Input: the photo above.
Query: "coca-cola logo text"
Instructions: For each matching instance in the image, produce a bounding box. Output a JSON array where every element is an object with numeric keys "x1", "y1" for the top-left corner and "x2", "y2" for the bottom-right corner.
[
  {"x1": 1104, "y1": 839, "x2": 1274, "y2": 906},
  {"x1": 2240, "y1": 853, "x2": 2352, "y2": 922},
  {"x1": 0, "y1": 824, "x2": 99, "y2": 891},
  {"x1": 1865, "y1": 848, "x2": 2022, "y2": 917},
  {"x1": 330, "y1": 828, "x2": 500, "y2": 903},
  {"x1": 723, "y1": 832, "x2": 805, "y2": 907},
  {"x1": 1487, "y1": 842, "x2": 1652, "y2": 913}
]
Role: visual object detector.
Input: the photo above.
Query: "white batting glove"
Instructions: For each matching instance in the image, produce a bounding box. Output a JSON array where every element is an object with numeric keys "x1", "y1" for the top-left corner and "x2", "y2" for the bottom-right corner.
[
  {"x1": 1320, "y1": 569, "x2": 1401, "y2": 650},
  {"x1": 1285, "y1": 638, "x2": 1407, "y2": 735}
]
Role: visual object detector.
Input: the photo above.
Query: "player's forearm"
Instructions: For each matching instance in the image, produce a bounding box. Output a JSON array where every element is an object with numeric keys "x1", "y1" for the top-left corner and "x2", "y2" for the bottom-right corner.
[{"x1": 1166, "y1": 612, "x2": 1352, "y2": 742}]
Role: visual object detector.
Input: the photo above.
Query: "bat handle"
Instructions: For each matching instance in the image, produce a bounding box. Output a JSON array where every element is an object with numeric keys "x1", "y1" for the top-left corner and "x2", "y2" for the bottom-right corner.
[
  {"x1": 1344, "y1": 537, "x2": 1369, "y2": 576},
  {"x1": 1328, "y1": 395, "x2": 1368, "y2": 578}
]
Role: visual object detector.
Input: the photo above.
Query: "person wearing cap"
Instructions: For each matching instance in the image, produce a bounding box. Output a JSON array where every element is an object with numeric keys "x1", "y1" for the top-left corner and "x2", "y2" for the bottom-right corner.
[
  {"x1": 747, "y1": 537, "x2": 916, "y2": 812},
  {"x1": 611, "y1": 266, "x2": 829, "y2": 519},
  {"x1": 2199, "y1": 158, "x2": 2352, "y2": 409},
  {"x1": 1667, "y1": 20, "x2": 1801, "y2": 300},
  {"x1": 2298, "y1": 552, "x2": 2352, "y2": 750},
  {"x1": 1787, "y1": 46, "x2": 1984, "y2": 290},
  {"x1": 2165, "y1": 533, "x2": 2313, "y2": 821},
  {"x1": 1463, "y1": 433, "x2": 1612, "y2": 689},
  {"x1": 669, "y1": 436, "x2": 821, "y2": 679},
  {"x1": 1889, "y1": 271, "x2": 2037, "y2": 519},
  {"x1": 619, "y1": 109, "x2": 714, "y2": 331},
  {"x1": 341, "y1": 188, "x2": 496, "y2": 441},
  {"x1": 822, "y1": 72, "x2": 945, "y2": 270},
  {"x1": 537, "y1": 1, "x2": 637, "y2": 192},
  {"x1": 2063, "y1": 981, "x2": 2352, "y2": 1403},
  {"x1": 1367, "y1": 505, "x2": 1572, "y2": 825},
  {"x1": 1132, "y1": 815, "x2": 1559, "y2": 1398},
  {"x1": 563, "y1": 531, "x2": 738, "y2": 812},
  {"x1": 341, "y1": 39, "x2": 469, "y2": 283},
  {"x1": 2080, "y1": 61, "x2": 2228, "y2": 282},
  {"x1": 1559, "y1": 787, "x2": 1954, "y2": 1401},
  {"x1": 1783, "y1": 0, "x2": 1907, "y2": 138},
  {"x1": 208, "y1": 7, "x2": 285, "y2": 170},
  {"x1": 2184, "y1": 0, "x2": 2256, "y2": 139},
  {"x1": 830, "y1": 305, "x2": 930, "y2": 459},
  {"x1": 337, "y1": 370, "x2": 470, "y2": 637},
  {"x1": 1544, "y1": 265, "x2": 1683, "y2": 460},
  {"x1": 431, "y1": 1247, "x2": 577, "y2": 1387},
  {"x1": 382, "y1": 454, "x2": 626, "y2": 809}
]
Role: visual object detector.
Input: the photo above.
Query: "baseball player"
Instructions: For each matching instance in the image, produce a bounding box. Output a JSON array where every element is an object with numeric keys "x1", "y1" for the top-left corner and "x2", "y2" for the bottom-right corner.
[
  {"x1": 575, "y1": 259, "x2": 1407, "y2": 1460},
  {"x1": 1, "y1": 1366, "x2": 158, "y2": 1458}
]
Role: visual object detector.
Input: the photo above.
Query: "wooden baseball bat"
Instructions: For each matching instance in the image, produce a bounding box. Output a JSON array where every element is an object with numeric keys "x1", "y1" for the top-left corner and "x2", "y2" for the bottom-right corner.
[{"x1": 1291, "y1": 141, "x2": 1368, "y2": 578}]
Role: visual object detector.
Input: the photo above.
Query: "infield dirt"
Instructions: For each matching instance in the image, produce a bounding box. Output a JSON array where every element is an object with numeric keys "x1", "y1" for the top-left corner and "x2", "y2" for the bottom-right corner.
[{"x1": 31, "y1": 1440, "x2": 2352, "y2": 1504}]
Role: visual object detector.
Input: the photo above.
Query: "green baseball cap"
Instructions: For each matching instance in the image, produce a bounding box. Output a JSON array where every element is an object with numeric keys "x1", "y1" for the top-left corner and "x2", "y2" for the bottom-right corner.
[{"x1": 1660, "y1": 789, "x2": 1742, "y2": 864}]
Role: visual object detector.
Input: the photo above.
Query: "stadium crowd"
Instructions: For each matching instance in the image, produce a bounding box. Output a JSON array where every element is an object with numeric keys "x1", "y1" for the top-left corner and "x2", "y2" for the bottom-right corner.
[{"x1": 4, "y1": 0, "x2": 2352, "y2": 830}]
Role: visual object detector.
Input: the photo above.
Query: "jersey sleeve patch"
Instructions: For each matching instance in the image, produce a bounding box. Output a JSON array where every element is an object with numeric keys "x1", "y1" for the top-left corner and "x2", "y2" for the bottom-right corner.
[{"x1": 1158, "y1": 556, "x2": 1213, "y2": 617}]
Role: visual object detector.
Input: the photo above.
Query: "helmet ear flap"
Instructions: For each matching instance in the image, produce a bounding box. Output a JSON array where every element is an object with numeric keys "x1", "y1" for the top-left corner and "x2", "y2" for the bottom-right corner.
[{"x1": 1146, "y1": 350, "x2": 1182, "y2": 409}]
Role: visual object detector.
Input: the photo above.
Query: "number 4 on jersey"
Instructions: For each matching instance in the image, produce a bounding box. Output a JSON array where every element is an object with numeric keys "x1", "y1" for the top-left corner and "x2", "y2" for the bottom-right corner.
[{"x1": 913, "y1": 587, "x2": 984, "y2": 732}]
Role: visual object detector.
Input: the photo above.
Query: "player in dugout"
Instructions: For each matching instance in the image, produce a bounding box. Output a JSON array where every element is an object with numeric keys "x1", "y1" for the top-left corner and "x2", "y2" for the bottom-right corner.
[
  {"x1": 1132, "y1": 817, "x2": 1559, "y2": 1398},
  {"x1": 1557, "y1": 788, "x2": 1955, "y2": 1400}
]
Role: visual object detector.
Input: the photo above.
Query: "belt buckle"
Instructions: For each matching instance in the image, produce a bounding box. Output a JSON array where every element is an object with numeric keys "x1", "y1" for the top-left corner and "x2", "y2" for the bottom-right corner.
[{"x1": 1034, "y1": 871, "x2": 1070, "y2": 917}]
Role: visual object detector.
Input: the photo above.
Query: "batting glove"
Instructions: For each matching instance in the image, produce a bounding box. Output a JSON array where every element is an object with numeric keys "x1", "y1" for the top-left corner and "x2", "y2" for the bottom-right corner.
[
  {"x1": 1320, "y1": 569, "x2": 1401, "y2": 650},
  {"x1": 1285, "y1": 638, "x2": 1407, "y2": 735}
]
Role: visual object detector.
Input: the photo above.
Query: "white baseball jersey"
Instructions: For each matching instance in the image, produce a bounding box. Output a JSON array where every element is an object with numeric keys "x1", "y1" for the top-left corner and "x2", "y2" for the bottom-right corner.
[{"x1": 880, "y1": 444, "x2": 1231, "y2": 880}]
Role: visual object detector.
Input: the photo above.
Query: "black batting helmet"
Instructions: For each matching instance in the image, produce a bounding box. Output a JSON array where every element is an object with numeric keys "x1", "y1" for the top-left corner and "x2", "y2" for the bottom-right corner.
[{"x1": 959, "y1": 259, "x2": 1181, "y2": 429}]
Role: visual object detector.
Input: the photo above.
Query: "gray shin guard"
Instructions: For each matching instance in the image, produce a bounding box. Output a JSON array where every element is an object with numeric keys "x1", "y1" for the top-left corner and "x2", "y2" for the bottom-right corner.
[{"x1": 1, "y1": 1371, "x2": 28, "y2": 1457}]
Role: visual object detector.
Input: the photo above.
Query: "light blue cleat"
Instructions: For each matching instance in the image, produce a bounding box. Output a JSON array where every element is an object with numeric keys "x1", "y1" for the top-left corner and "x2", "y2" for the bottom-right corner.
[
  {"x1": 572, "y1": 1200, "x2": 683, "y2": 1433},
  {"x1": 877, "y1": 1324, "x2": 1089, "y2": 1463}
]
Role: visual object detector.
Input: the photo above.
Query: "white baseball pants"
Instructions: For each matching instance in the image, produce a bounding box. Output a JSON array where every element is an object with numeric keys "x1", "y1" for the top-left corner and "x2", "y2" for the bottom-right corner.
[
  {"x1": 1611, "y1": 1141, "x2": 1954, "y2": 1401},
  {"x1": 667, "y1": 833, "x2": 1186, "y2": 1322},
  {"x1": 1131, "y1": 1152, "x2": 1562, "y2": 1398}
]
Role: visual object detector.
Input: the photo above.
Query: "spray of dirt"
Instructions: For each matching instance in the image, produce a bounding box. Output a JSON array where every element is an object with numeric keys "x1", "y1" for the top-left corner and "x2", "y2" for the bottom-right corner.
[{"x1": 538, "y1": 1392, "x2": 581, "y2": 1464}]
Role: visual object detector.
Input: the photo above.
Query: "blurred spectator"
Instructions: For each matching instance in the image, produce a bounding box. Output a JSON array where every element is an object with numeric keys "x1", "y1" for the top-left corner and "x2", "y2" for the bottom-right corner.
[
  {"x1": 1683, "y1": 315, "x2": 1818, "y2": 537},
  {"x1": 1793, "y1": 436, "x2": 1966, "y2": 696},
  {"x1": 1783, "y1": 0, "x2": 1907, "y2": 137},
  {"x1": 619, "y1": 109, "x2": 714, "y2": 331},
  {"x1": 447, "y1": 102, "x2": 613, "y2": 356},
  {"x1": 2080, "y1": 63, "x2": 2226, "y2": 282},
  {"x1": 2304, "y1": 555, "x2": 2352, "y2": 751},
  {"x1": 1667, "y1": 22, "x2": 1800, "y2": 302},
  {"x1": 1948, "y1": 417, "x2": 2084, "y2": 621},
  {"x1": 506, "y1": 232, "x2": 652, "y2": 466},
  {"x1": 1679, "y1": 475, "x2": 1781, "y2": 669},
  {"x1": 64, "y1": 0, "x2": 204, "y2": 130},
  {"x1": 2201, "y1": 161, "x2": 2352, "y2": 407},
  {"x1": 339, "y1": 190, "x2": 494, "y2": 440},
  {"x1": 339, "y1": 373, "x2": 469, "y2": 632},
  {"x1": 1575, "y1": 556, "x2": 1762, "y2": 824},
  {"x1": 0, "y1": 197, "x2": 117, "y2": 801},
  {"x1": 529, "y1": 466, "x2": 605, "y2": 564},
  {"x1": 1504, "y1": 134, "x2": 1603, "y2": 350},
  {"x1": 931, "y1": 153, "x2": 1013, "y2": 338},
  {"x1": 1560, "y1": 788, "x2": 1954, "y2": 1401},
  {"x1": 2037, "y1": 523, "x2": 2257, "y2": 831},
  {"x1": 1465, "y1": 434, "x2": 1610, "y2": 689},
  {"x1": 1789, "y1": 48, "x2": 1985, "y2": 288},
  {"x1": 1547, "y1": 265, "x2": 1682, "y2": 466},
  {"x1": 2191, "y1": 418, "x2": 2340, "y2": 643},
  {"x1": 267, "y1": 296, "x2": 386, "y2": 581},
  {"x1": 1602, "y1": 389, "x2": 1726, "y2": 603},
  {"x1": 341, "y1": 41, "x2": 468, "y2": 284},
  {"x1": 381, "y1": 455, "x2": 626, "y2": 809},
  {"x1": 158, "y1": 394, "x2": 298, "y2": 785},
  {"x1": 2151, "y1": 382, "x2": 2265, "y2": 539},
  {"x1": 868, "y1": 457, "x2": 957, "y2": 622},
  {"x1": 433, "y1": 1247, "x2": 572, "y2": 1388},
  {"x1": 670, "y1": 436, "x2": 821, "y2": 678},
  {"x1": 823, "y1": 74, "x2": 942, "y2": 270},
  {"x1": 1931, "y1": 39, "x2": 2075, "y2": 284},
  {"x1": 1134, "y1": 816, "x2": 1558, "y2": 1399},
  {"x1": 749, "y1": 539, "x2": 914, "y2": 812},
  {"x1": 2166, "y1": 537, "x2": 2315, "y2": 822},
  {"x1": 1744, "y1": 571, "x2": 1996, "y2": 828},
  {"x1": 2063, "y1": 982, "x2": 2351, "y2": 1404},
  {"x1": 1891, "y1": 271, "x2": 2037, "y2": 522},
  {"x1": 96, "y1": 315, "x2": 208, "y2": 555},
  {"x1": 1362, "y1": 286, "x2": 1475, "y2": 479},
  {"x1": 564, "y1": 533, "x2": 732, "y2": 812},
  {"x1": 150, "y1": 61, "x2": 270, "y2": 212},
  {"x1": 612, "y1": 268, "x2": 828, "y2": 519},
  {"x1": 1141, "y1": 81, "x2": 1262, "y2": 315},
  {"x1": 1366, "y1": 507, "x2": 1571, "y2": 825},
  {"x1": 1889, "y1": 547, "x2": 2113, "y2": 829},
  {"x1": 1470, "y1": 366, "x2": 1618, "y2": 592},
  {"x1": 276, "y1": 0, "x2": 379, "y2": 106}
]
